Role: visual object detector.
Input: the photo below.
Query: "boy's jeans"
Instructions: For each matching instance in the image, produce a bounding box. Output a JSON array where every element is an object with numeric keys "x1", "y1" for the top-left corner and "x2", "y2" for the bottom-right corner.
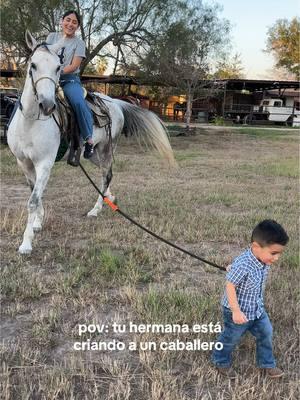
[{"x1": 212, "y1": 306, "x2": 276, "y2": 368}]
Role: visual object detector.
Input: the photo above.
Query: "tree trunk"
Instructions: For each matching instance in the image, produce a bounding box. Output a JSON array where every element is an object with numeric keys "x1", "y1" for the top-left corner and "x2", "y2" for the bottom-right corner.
[{"x1": 185, "y1": 90, "x2": 193, "y2": 133}]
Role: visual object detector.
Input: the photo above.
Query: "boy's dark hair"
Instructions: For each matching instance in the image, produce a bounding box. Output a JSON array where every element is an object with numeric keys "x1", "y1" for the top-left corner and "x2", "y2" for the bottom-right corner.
[
  {"x1": 251, "y1": 219, "x2": 289, "y2": 246},
  {"x1": 62, "y1": 10, "x2": 81, "y2": 25}
]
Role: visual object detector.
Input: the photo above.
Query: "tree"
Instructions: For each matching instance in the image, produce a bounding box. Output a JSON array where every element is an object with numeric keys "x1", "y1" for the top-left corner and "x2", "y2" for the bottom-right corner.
[
  {"x1": 212, "y1": 54, "x2": 244, "y2": 79},
  {"x1": 1, "y1": 0, "x2": 183, "y2": 74},
  {"x1": 134, "y1": 2, "x2": 231, "y2": 131},
  {"x1": 266, "y1": 17, "x2": 300, "y2": 79},
  {"x1": 83, "y1": 56, "x2": 108, "y2": 75},
  {"x1": 1, "y1": 0, "x2": 72, "y2": 68}
]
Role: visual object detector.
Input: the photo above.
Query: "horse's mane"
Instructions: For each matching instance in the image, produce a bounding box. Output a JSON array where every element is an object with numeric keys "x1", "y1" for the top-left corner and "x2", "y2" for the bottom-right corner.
[{"x1": 32, "y1": 42, "x2": 51, "y2": 55}]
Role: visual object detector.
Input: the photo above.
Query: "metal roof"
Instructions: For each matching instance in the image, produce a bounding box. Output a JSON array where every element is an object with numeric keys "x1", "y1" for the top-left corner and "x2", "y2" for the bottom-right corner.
[
  {"x1": 1, "y1": 69, "x2": 299, "y2": 92},
  {"x1": 72, "y1": 76, "x2": 300, "y2": 92},
  {"x1": 216, "y1": 78, "x2": 300, "y2": 91},
  {"x1": 81, "y1": 74, "x2": 140, "y2": 85},
  {"x1": 0, "y1": 69, "x2": 23, "y2": 78}
]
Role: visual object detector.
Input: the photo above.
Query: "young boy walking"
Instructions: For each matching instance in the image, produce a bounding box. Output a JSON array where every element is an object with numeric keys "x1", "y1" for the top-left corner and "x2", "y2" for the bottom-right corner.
[{"x1": 212, "y1": 219, "x2": 289, "y2": 379}]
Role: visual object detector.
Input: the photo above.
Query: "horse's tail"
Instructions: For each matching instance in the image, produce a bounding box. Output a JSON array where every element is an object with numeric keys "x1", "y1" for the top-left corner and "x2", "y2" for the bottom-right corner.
[{"x1": 115, "y1": 100, "x2": 176, "y2": 167}]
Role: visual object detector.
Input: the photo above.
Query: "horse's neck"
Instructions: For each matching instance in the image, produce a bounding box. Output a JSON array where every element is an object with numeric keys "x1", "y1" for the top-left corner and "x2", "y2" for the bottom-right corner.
[{"x1": 20, "y1": 76, "x2": 39, "y2": 117}]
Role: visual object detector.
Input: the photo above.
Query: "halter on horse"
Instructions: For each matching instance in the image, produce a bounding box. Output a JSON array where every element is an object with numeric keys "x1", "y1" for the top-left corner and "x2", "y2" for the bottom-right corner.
[{"x1": 7, "y1": 31, "x2": 175, "y2": 254}]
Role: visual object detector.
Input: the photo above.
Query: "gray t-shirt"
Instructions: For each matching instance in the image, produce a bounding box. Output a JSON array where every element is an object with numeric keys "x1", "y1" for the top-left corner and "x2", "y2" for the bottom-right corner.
[{"x1": 46, "y1": 32, "x2": 86, "y2": 74}]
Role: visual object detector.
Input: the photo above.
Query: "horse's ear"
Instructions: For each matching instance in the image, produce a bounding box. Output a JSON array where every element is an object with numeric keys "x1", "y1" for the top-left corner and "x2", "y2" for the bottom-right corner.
[{"x1": 25, "y1": 30, "x2": 37, "y2": 51}]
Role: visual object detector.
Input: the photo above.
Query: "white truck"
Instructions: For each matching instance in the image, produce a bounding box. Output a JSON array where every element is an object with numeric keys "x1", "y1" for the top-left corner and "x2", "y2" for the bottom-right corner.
[
  {"x1": 252, "y1": 98, "x2": 300, "y2": 126},
  {"x1": 227, "y1": 98, "x2": 300, "y2": 126},
  {"x1": 243, "y1": 99, "x2": 300, "y2": 127}
]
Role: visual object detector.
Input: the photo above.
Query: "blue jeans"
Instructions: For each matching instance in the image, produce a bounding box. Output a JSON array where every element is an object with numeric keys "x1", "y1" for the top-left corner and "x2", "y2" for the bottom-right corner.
[
  {"x1": 212, "y1": 307, "x2": 275, "y2": 368},
  {"x1": 60, "y1": 74, "x2": 93, "y2": 141}
]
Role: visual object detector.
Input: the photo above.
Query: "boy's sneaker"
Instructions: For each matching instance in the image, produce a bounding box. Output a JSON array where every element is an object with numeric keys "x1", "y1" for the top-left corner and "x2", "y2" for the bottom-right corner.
[
  {"x1": 216, "y1": 367, "x2": 238, "y2": 380},
  {"x1": 262, "y1": 367, "x2": 284, "y2": 378},
  {"x1": 84, "y1": 142, "x2": 94, "y2": 159}
]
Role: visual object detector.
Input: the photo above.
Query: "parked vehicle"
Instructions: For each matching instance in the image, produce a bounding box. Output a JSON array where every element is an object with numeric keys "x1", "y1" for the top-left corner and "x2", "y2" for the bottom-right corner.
[
  {"x1": 254, "y1": 98, "x2": 300, "y2": 126},
  {"x1": 1, "y1": 87, "x2": 19, "y2": 144},
  {"x1": 0, "y1": 87, "x2": 19, "y2": 119},
  {"x1": 226, "y1": 98, "x2": 300, "y2": 126}
]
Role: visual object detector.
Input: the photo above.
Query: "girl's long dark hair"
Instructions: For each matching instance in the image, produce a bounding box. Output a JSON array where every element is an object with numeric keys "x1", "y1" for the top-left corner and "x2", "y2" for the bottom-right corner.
[{"x1": 62, "y1": 10, "x2": 81, "y2": 25}]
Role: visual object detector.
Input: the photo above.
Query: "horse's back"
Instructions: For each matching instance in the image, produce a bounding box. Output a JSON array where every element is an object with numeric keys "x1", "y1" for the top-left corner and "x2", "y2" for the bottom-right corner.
[{"x1": 91, "y1": 92, "x2": 125, "y2": 142}]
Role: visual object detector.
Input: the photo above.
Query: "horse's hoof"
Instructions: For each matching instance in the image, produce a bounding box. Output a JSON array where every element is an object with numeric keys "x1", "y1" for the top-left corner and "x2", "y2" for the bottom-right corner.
[
  {"x1": 18, "y1": 245, "x2": 32, "y2": 255},
  {"x1": 87, "y1": 209, "x2": 99, "y2": 218},
  {"x1": 33, "y1": 226, "x2": 42, "y2": 232}
]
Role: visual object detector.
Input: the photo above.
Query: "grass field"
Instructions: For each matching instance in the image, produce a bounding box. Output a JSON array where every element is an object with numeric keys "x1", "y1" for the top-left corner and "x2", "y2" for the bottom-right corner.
[{"x1": 1, "y1": 126, "x2": 299, "y2": 399}]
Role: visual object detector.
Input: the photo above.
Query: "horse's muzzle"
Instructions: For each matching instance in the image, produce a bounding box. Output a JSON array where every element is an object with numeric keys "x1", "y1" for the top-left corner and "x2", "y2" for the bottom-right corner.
[{"x1": 39, "y1": 99, "x2": 56, "y2": 116}]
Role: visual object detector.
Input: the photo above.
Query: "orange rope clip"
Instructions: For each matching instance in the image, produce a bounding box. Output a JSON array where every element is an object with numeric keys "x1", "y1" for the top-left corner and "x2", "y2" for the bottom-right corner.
[{"x1": 103, "y1": 197, "x2": 119, "y2": 211}]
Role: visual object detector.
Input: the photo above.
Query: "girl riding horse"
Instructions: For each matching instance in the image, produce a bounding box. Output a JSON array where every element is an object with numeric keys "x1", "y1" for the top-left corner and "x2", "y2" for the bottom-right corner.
[
  {"x1": 7, "y1": 30, "x2": 175, "y2": 254},
  {"x1": 46, "y1": 10, "x2": 94, "y2": 158}
]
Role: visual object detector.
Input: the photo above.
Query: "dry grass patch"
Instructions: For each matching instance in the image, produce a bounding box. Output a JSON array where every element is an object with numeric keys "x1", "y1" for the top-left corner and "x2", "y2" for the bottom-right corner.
[{"x1": 1, "y1": 128, "x2": 299, "y2": 399}]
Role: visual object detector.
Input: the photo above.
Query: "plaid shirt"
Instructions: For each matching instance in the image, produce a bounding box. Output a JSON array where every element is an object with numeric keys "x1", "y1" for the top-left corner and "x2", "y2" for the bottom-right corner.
[{"x1": 222, "y1": 248, "x2": 270, "y2": 320}]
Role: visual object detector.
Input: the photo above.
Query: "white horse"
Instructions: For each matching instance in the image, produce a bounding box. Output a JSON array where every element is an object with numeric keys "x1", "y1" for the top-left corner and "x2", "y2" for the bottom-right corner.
[{"x1": 7, "y1": 32, "x2": 175, "y2": 254}]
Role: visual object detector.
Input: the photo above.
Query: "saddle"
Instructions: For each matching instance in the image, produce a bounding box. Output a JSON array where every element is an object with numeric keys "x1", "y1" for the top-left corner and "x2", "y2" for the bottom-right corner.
[{"x1": 54, "y1": 88, "x2": 112, "y2": 166}]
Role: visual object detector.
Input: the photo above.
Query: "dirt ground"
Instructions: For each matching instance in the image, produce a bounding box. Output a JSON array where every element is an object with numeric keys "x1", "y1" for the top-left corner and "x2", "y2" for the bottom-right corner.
[{"x1": 1, "y1": 126, "x2": 299, "y2": 399}]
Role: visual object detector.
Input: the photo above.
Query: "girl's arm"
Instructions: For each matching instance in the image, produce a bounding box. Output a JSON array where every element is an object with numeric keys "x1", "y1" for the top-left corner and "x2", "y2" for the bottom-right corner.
[{"x1": 62, "y1": 56, "x2": 83, "y2": 74}]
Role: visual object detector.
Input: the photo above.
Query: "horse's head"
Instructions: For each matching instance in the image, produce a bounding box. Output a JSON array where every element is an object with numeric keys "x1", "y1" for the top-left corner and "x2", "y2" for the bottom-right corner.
[{"x1": 25, "y1": 31, "x2": 64, "y2": 116}]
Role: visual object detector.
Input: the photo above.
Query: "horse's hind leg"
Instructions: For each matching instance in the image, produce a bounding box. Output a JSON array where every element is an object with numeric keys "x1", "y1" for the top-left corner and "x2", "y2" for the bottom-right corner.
[
  {"x1": 18, "y1": 162, "x2": 51, "y2": 254},
  {"x1": 86, "y1": 140, "x2": 115, "y2": 217},
  {"x1": 17, "y1": 159, "x2": 44, "y2": 232},
  {"x1": 87, "y1": 165, "x2": 114, "y2": 217}
]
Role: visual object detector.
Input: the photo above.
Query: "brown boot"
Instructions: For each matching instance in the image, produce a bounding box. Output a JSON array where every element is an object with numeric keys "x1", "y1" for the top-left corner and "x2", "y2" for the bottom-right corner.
[
  {"x1": 216, "y1": 367, "x2": 238, "y2": 379},
  {"x1": 262, "y1": 367, "x2": 284, "y2": 378}
]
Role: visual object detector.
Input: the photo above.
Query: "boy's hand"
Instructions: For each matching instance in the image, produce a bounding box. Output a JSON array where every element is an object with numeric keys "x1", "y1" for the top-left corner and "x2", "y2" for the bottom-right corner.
[{"x1": 232, "y1": 310, "x2": 248, "y2": 324}]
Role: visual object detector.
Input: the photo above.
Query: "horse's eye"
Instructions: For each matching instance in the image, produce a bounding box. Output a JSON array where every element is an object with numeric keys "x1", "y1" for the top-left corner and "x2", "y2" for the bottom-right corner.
[
  {"x1": 31, "y1": 63, "x2": 37, "y2": 70},
  {"x1": 56, "y1": 66, "x2": 61, "y2": 73}
]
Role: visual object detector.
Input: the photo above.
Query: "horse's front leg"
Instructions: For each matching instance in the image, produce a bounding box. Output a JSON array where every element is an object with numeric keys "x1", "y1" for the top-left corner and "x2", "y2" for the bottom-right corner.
[
  {"x1": 33, "y1": 201, "x2": 44, "y2": 232},
  {"x1": 87, "y1": 166, "x2": 114, "y2": 217},
  {"x1": 19, "y1": 163, "x2": 51, "y2": 254},
  {"x1": 17, "y1": 159, "x2": 44, "y2": 232}
]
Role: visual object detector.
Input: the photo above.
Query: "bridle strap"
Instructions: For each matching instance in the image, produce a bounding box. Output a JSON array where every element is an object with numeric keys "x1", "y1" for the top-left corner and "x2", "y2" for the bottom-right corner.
[
  {"x1": 21, "y1": 43, "x2": 60, "y2": 119},
  {"x1": 28, "y1": 43, "x2": 61, "y2": 98},
  {"x1": 34, "y1": 76, "x2": 57, "y2": 88},
  {"x1": 21, "y1": 68, "x2": 58, "y2": 120},
  {"x1": 29, "y1": 70, "x2": 58, "y2": 99}
]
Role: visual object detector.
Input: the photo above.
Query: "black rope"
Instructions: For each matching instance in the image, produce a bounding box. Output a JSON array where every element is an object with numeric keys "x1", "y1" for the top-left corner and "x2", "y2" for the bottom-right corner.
[{"x1": 79, "y1": 162, "x2": 226, "y2": 272}]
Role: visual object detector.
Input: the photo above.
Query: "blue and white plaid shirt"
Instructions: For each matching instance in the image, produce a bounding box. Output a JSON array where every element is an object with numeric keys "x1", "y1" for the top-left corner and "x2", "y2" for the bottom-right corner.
[{"x1": 222, "y1": 248, "x2": 270, "y2": 320}]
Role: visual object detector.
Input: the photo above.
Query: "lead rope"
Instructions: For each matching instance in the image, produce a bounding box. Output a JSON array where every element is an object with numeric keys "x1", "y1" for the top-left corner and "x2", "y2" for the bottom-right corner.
[{"x1": 79, "y1": 162, "x2": 226, "y2": 272}]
